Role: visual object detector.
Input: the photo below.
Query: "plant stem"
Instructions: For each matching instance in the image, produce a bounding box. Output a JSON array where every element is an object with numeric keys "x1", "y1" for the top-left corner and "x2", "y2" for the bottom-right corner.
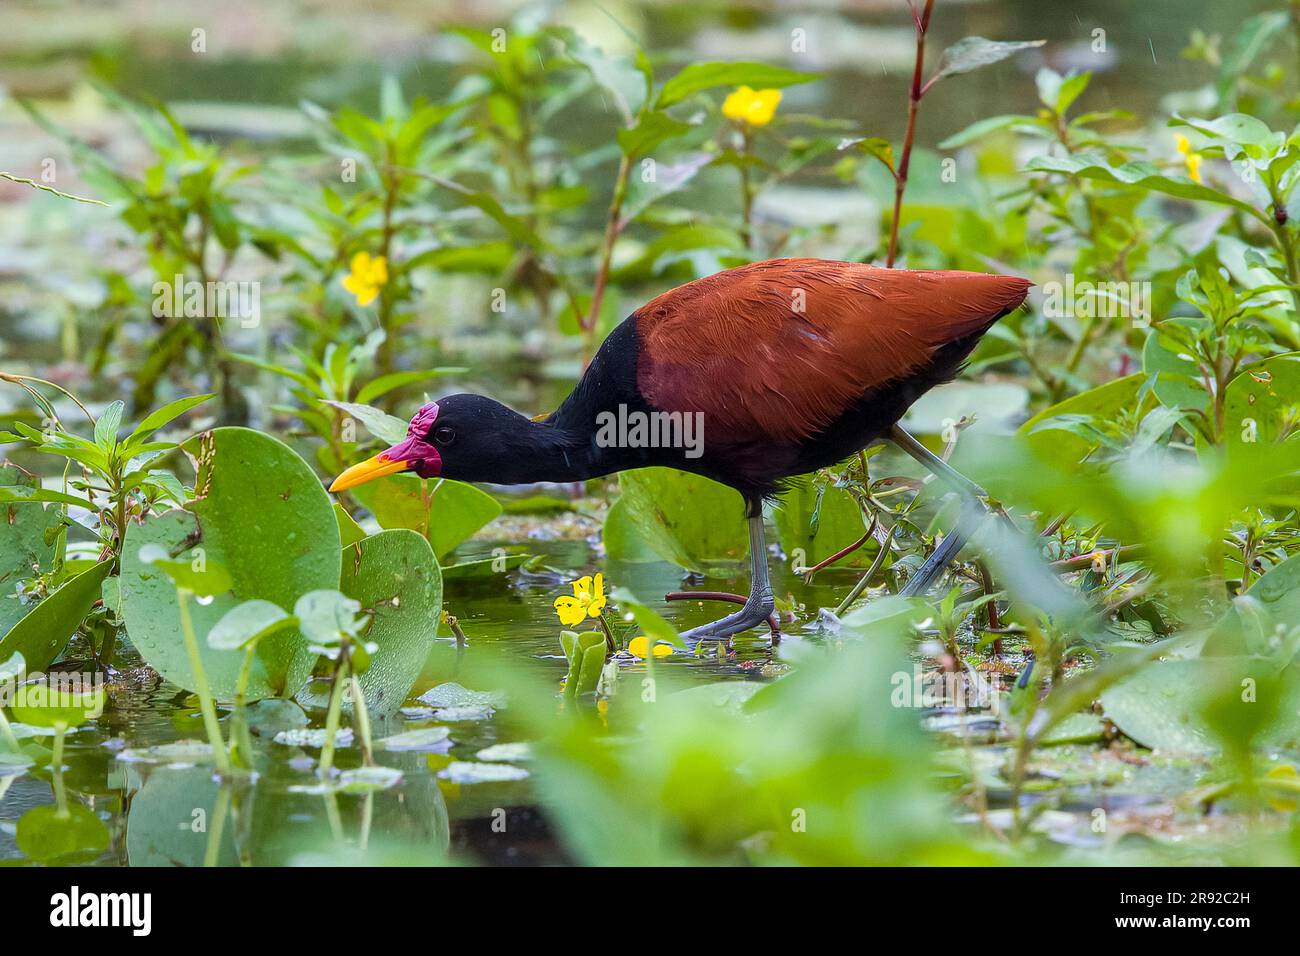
[
  {"x1": 177, "y1": 588, "x2": 231, "y2": 776},
  {"x1": 229, "y1": 644, "x2": 258, "y2": 769},
  {"x1": 0, "y1": 708, "x2": 20, "y2": 752},
  {"x1": 204, "y1": 783, "x2": 230, "y2": 867},
  {"x1": 348, "y1": 672, "x2": 374, "y2": 766},
  {"x1": 738, "y1": 128, "x2": 756, "y2": 249},
  {"x1": 318, "y1": 654, "x2": 352, "y2": 778},
  {"x1": 50, "y1": 722, "x2": 69, "y2": 817},
  {"x1": 583, "y1": 153, "x2": 632, "y2": 365},
  {"x1": 835, "y1": 524, "x2": 898, "y2": 616},
  {"x1": 0, "y1": 373, "x2": 96, "y2": 426},
  {"x1": 886, "y1": 0, "x2": 935, "y2": 268}
]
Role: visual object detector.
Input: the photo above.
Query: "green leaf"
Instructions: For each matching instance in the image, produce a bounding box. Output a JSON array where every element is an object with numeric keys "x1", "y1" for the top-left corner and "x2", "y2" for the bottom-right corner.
[
  {"x1": 1020, "y1": 373, "x2": 1147, "y2": 464},
  {"x1": 610, "y1": 586, "x2": 685, "y2": 650},
  {"x1": 1142, "y1": 323, "x2": 1212, "y2": 417},
  {"x1": 11, "y1": 680, "x2": 104, "y2": 729},
  {"x1": 294, "y1": 589, "x2": 364, "y2": 647},
  {"x1": 0, "y1": 560, "x2": 113, "y2": 673},
  {"x1": 1035, "y1": 68, "x2": 1090, "y2": 114},
  {"x1": 93, "y1": 400, "x2": 124, "y2": 449},
  {"x1": 839, "y1": 136, "x2": 895, "y2": 173},
  {"x1": 613, "y1": 468, "x2": 748, "y2": 569},
  {"x1": 1101, "y1": 656, "x2": 1300, "y2": 754},
  {"x1": 207, "y1": 599, "x2": 295, "y2": 651},
  {"x1": 323, "y1": 400, "x2": 409, "y2": 445},
  {"x1": 559, "y1": 629, "x2": 608, "y2": 698},
  {"x1": 602, "y1": 495, "x2": 661, "y2": 563},
  {"x1": 355, "y1": 369, "x2": 464, "y2": 406},
  {"x1": 931, "y1": 37, "x2": 1044, "y2": 83},
  {"x1": 1025, "y1": 154, "x2": 1265, "y2": 220},
  {"x1": 138, "y1": 543, "x2": 233, "y2": 596},
  {"x1": 17, "y1": 804, "x2": 110, "y2": 863},
  {"x1": 0, "y1": 467, "x2": 64, "y2": 634},
  {"x1": 1224, "y1": 352, "x2": 1300, "y2": 449},
  {"x1": 656, "y1": 61, "x2": 820, "y2": 108},
  {"x1": 0, "y1": 486, "x2": 96, "y2": 510},
  {"x1": 1217, "y1": 12, "x2": 1289, "y2": 101},
  {"x1": 939, "y1": 114, "x2": 1037, "y2": 149},
  {"x1": 618, "y1": 111, "x2": 691, "y2": 157},
  {"x1": 340, "y1": 530, "x2": 442, "y2": 713},
  {"x1": 334, "y1": 503, "x2": 367, "y2": 548},
  {"x1": 121, "y1": 428, "x2": 340, "y2": 700},
  {"x1": 772, "y1": 477, "x2": 875, "y2": 569},
  {"x1": 126, "y1": 393, "x2": 214, "y2": 444},
  {"x1": 352, "y1": 476, "x2": 501, "y2": 560}
]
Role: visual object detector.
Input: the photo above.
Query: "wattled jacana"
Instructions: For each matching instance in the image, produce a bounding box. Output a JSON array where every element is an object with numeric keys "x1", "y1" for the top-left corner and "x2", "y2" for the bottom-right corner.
[{"x1": 331, "y1": 258, "x2": 1030, "y2": 639}]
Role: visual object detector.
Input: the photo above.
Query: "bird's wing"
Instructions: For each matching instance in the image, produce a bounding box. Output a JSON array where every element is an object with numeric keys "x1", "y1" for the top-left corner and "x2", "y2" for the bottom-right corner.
[{"x1": 634, "y1": 258, "x2": 1030, "y2": 442}]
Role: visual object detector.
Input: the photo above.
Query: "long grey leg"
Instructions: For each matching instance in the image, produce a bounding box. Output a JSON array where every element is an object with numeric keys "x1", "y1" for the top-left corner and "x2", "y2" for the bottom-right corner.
[
  {"x1": 679, "y1": 515, "x2": 775, "y2": 642},
  {"x1": 888, "y1": 424, "x2": 986, "y2": 497},
  {"x1": 888, "y1": 424, "x2": 988, "y2": 596}
]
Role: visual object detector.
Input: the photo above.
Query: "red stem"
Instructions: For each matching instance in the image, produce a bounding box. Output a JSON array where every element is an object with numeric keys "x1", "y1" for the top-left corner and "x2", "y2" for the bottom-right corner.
[
  {"x1": 664, "y1": 591, "x2": 780, "y2": 637},
  {"x1": 886, "y1": 0, "x2": 935, "y2": 268}
]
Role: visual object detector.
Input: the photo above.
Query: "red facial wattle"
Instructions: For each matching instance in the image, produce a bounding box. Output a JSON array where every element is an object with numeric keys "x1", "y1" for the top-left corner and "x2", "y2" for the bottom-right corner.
[{"x1": 328, "y1": 401, "x2": 442, "y2": 491}]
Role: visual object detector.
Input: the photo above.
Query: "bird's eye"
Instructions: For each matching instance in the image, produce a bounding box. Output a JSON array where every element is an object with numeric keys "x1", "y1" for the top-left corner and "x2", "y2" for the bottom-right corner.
[{"x1": 433, "y1": 426, "x2": 456, "y2": 445}]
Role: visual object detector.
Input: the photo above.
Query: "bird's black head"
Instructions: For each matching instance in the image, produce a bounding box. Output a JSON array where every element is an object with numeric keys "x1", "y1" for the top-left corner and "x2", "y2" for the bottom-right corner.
[{"x1": 329, "y1": 393, "x2": 543, "y2": 491}]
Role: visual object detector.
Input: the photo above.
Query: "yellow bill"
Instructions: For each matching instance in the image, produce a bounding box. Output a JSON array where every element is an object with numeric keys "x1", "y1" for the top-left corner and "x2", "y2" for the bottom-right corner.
[{"x1": 328, "y1": 453, "x2": 409, "y2": 492}]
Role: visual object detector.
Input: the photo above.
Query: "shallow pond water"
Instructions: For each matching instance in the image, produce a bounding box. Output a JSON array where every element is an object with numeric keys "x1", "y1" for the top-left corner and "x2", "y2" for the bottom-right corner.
[{"x1": 0, "y1": 530, "x2": 888, "y2": 866}]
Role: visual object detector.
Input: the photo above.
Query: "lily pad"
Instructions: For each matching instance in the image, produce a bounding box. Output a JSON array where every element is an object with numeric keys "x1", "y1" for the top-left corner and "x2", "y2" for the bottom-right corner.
[
  {"x1": 121, "y1": 427, "x2": 341, "y2": 700},
  {"x1": 476, "y1": 742, "x2": 533, "y2": 762},
  {"x1": 274, "y1": 727, "x2": 354, "y2": 748},
  {"x1": 116, "y1": 739, "x2": 218, "y2": 766},
  {"x1": 338, "y1": 765, "x2": 404, "y2": 793},
  {"x1": 437, "y1": 760, "x2": 530, "y2": 784},
  {"x1": 17, "y1": 804, "x2": 110, "y2": 863},
  {"x1": 432, "y1": 705, "x2": 495, "y2": 722},
  {"x1": 378, "y1": 726, "x2": 452, "y2": 752},
  {"x1": 417, "y1": 681, "x2": 507, "y2": 709},
  {"x1": 340, "y1": 530, "x2": 442, "y2": 713}
]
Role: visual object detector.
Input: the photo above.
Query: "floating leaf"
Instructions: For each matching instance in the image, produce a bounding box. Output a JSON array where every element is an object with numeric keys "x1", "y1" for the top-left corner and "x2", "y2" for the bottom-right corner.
[
  {"x1": 17, "y1": 804, "x2": 110, "y2": 863},
  {"x1": 476, "y1": 742, "x2": 533, "y2": 762},
  {"x1": 378, "y1": 726, "x2": 452, "y2": 752},
  {"x1": 207, "y1": 599, "x2": 295, "y2": 650},
  {"x1": 417, "y1": 681, "x2": 507, "y2": 710},
  {"x1": 438, "y1": 760, "x2": 530, "y2": 784},
  {"x1": 274, "y1": 727, "x2": 355, "y2": 748}
]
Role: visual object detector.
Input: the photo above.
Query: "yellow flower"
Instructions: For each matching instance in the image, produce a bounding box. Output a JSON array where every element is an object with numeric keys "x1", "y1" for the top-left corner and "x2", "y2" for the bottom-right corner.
[
  {"x1": 553, "y1": 573, "x2": 606, "y2": 627},
  {"x1": 341, "y1": 251, "x2": 389, "y2": 307},
  {"x1": 626, "y1": 635, "x2": 673, "y2": 658},
  {"x1": 1174, "y1": 133, "x2": 1203, "y2": 183},
  {"x1": 1265, "y1": 764, "x2": 1299, "y2": 813},
  {"x1": 722, "y1": 86, "x2": 782, "y2": 127}
]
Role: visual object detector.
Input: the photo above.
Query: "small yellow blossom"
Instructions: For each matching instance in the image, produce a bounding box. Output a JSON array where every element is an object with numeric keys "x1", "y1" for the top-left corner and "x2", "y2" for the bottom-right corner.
[
  {"x1": 626, "y1": 635, "x2": 673, "y2": 658},
  {"x1": 341, "y1": 251, "x2": 389, "y2": 307},
  {"x1": 722, "y1": 86, "x2": 782, "y2": 127},
  {"x1": 553, "y1": 573, "x2": 606, "y2": 627},
  {"x1": 1174, "y1": 133, "x2": 1204, "y2": 183},
  {"x1": 1266, "y1": 764, "x2": 1299, "y2": 813}
]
